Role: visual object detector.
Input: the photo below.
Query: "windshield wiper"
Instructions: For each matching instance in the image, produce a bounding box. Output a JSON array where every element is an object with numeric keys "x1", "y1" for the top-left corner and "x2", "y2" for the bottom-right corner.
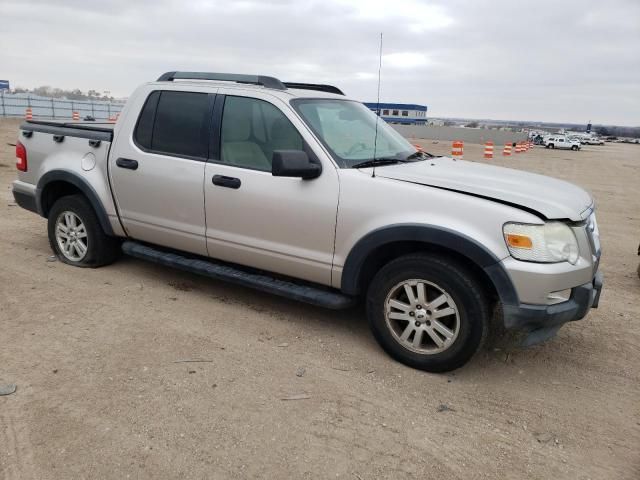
[{"x1": 351, "y1": 158, "x2": 405, "y2": 169}]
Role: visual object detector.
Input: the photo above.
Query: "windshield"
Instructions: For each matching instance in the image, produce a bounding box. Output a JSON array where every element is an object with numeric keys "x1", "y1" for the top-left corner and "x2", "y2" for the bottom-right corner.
[{"x1": 291, "y1": 99, "x2": 417, "y2": 168}]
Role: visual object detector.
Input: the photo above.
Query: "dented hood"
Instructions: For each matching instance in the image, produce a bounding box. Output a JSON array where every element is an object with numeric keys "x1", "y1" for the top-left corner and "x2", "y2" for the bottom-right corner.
[{"x1": 374, "y1": 157, "x2": 593, "y2": 221}]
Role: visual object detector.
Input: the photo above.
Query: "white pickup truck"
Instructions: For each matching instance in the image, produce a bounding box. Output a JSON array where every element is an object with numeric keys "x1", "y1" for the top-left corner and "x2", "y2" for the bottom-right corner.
[
  {"x1": 544, "y1": 135, "x2": 581, "y2": 150},
  {"x1": 12, "y1": 71, "x2": 603, "y2": 372}
]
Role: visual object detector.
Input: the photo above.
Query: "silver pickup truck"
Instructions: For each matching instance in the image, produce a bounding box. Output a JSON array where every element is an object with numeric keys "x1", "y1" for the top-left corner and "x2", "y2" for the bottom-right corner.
[{"x1": 12, "y1": 71, "x2": 603, "y2": 372}]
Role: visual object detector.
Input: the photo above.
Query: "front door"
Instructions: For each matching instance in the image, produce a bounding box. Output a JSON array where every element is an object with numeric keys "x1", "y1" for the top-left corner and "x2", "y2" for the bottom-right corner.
[
  {"x1": 110, "y1": 88, "x2": 214, "y2": 256},
  {"x1": 204, "y1": 92, "x2": 339, "y2": 285}
]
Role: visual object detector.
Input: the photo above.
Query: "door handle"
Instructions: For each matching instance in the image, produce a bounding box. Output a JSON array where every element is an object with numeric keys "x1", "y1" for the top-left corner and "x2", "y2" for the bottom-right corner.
[
  {"x1": 116, "y1": 158, "x2": 139, "y2": 170},
  {"x1": 212, "y1": 175, "x2": 241, "y2": 189}
]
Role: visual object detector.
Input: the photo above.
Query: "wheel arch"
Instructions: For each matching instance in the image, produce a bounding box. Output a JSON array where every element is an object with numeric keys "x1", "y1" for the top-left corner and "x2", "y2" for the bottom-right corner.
[
  {"x1": 36, "y1": 170, "x2": 115, "y2": 236},
  {"x1": 340, "y1": 224, "x2": 518, "y2": 306}
]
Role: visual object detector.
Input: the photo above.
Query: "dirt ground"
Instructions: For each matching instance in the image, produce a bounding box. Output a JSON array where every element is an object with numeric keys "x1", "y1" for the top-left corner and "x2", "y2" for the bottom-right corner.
[{"x1": 1, "y1": 117, "x2": 638, "y2": 479}]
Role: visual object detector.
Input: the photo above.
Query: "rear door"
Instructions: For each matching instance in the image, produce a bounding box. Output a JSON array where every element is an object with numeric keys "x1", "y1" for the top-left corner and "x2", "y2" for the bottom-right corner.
[
  {"x1": 109, "y1": 88, "x2": 215, "y2": 256},
  {"x1": 203, "y1": 91, "x2": 339, "y2": 285}
]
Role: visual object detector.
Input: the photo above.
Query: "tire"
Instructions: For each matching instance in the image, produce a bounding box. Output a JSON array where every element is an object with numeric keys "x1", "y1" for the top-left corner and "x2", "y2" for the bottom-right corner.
[
  {"x1": 366, "y1": 253, "x2": 489, "y2": 372},
  {"x1": 545, "y1": 144, "x2": 550, "y2": 149},
  {"x1": 571, "y1": 145, "x2": 578, "y2": 151},
  {"x1": 47, "y1": 194, "x2": 120, "y2": 268},
  {"x1": 549, "y1": 144, "x2": 555, "y2": 149}
]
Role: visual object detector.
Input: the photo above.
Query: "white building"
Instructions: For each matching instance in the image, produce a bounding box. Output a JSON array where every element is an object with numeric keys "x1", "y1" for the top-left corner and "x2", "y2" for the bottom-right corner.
[{"x1": 364, "y1": 102, "x2": 428, "y2": 125}]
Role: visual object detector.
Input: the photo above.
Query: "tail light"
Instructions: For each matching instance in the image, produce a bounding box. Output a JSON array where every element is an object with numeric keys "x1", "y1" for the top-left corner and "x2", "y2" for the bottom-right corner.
[{"x1": 16, "y1": 141, "x2": 27, "y2": 172}]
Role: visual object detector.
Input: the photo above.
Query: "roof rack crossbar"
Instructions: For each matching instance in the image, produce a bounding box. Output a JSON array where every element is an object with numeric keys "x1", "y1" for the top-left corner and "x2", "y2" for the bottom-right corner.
[
  {"x1": 283, "y1": 82, "x2": 344, "y2": 96},
  {"x1": 157, "y1": 71, "x2": 287, "y2": 90}
]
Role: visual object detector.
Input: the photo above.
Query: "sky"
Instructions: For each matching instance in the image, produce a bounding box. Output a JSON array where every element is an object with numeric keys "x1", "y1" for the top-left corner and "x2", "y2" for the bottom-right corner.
[{"x1": 1, "y1": 0, "x2": 639, "y2": 125}]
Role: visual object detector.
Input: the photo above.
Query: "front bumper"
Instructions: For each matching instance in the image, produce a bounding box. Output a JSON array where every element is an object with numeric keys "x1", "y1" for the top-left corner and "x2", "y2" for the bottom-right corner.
[{"x1": 503, "y1": 271, "x2": 603, "y2": 346}]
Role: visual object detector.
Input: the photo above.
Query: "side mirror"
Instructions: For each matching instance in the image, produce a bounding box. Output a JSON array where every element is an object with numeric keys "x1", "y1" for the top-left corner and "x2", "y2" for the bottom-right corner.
[{"x1": 272, "y1": 150, "x2": 321, "y2": 180}]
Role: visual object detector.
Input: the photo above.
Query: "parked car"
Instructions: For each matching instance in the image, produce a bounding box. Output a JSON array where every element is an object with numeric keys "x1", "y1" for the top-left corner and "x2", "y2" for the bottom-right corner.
[
  {"x1": 544, "y1": 135, "x2": 581, "y2": 150},
  {"x1": 12, "y1": 71, "x2": 603, "y2": 372},
  {"x1": 582, "y1": 136, "x2": 605, "y2": 145}
]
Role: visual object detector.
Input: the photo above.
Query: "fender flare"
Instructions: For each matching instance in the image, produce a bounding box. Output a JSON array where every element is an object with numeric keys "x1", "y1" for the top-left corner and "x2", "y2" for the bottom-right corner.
[
  {"x1": 340, "y1": 224, "x2": 519, "y2": 306},
  {"x1": 36, "y1": 169, "x2": 115, "y2": 236}
]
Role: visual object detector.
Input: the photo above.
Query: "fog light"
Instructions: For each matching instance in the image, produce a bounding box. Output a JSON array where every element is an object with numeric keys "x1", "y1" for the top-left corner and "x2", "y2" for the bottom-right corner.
[{"x1": 546, "y1": 288, "x2": 572, "y2": 305}]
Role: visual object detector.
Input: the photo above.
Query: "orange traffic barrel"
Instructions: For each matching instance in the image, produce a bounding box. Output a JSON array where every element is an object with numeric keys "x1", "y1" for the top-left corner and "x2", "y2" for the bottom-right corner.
[
  {"x1": 503, "y1": 143, "x2": 512, "y2": 156},
  {"x1": 483, "y1": 141, "x2": 494, "y2": 159},
  {"x1": 25, "y1": 107, "x2": 33, "y2": 120},
  {"x1": 451, "y1": 140, "x2": 464, "y2": 158},
  {"x1": 72, "y1": 111, "x2": 80, "y2": 121}
]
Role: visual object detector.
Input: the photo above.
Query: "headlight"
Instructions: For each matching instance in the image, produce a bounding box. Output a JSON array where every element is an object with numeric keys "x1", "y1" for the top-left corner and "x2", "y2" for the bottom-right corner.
[{"x1": 503, "y1": 222, "x2": 579, "y2": 264}]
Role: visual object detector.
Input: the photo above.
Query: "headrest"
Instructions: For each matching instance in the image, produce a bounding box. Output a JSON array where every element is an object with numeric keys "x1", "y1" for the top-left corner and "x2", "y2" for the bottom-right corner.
[{"x1": 222, "y1": 101, "x2": 252, "y2": 142}]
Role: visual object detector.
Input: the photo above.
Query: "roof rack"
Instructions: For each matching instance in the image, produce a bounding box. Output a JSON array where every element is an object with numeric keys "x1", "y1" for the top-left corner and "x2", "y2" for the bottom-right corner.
[
  {"x1": 283, "y1": 82, "x2": 344, "y2": 96},
  {"x1": 156, "y1": 72, "x2": 345, "y2": 95},
  {"x1": 157, "y1": 71, "x2": 287, "y2": 90}
]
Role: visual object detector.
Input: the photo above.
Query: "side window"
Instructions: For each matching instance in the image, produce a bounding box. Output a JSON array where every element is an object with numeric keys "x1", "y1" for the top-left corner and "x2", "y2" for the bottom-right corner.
[
  {"x1": 220, "y1": 96, "x2": 304, "y2": 171},
  {"x1": 402, "y1": 110, "x2": 408, "y2": 117},
  {"x1": 382, "y1": 109, "x2": 389, "y2": 115},
  {"x1": 392, "y1": 110, "x2": 399, "y2": 116},
  {"x1": 134, "y1": 91, "x2": 160, "y2": 150},
  {"x1": 134, "y1": 90, "x2": 209, "y2": 159}
]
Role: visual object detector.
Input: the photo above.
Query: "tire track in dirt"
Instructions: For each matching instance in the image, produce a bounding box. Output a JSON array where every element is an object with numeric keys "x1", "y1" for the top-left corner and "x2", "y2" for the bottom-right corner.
[{"x1": 0, "y1": 405, "x2": 39, "y2": 480}]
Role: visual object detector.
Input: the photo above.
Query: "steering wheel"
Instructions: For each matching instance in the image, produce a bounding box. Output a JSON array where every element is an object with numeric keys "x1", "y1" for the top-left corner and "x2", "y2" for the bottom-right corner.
[{"x1": 345, "y1": 142, "x2": 368, "y2": 156}]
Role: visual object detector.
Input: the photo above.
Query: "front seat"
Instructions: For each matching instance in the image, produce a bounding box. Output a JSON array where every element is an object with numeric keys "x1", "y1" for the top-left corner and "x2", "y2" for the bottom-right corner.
[
  {"x1": 268, "y1": 117, "x2": 304, "y2": 160},
  {"x1": 221, "y1": 103, "x2": 270, "y2": 171}
]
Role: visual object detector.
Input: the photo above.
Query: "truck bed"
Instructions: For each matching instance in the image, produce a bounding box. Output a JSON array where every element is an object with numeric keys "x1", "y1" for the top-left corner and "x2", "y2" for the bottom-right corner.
[{"x1": 21, "y1": 119, "x2": 114, "y2": 142}]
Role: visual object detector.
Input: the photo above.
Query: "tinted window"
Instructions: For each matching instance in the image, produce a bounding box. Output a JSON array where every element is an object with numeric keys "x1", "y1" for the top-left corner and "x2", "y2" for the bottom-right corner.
[
  {"x1": 134, "y1": 90, "x2": 209, "y2": 159},
  {"x1": 402, "y1": 110, "x2": 408, "y2": 116},
  {"x1": 134, "y1": 91, "x2": 160, "y2": 150},
  {"x1": 220, "y1": 96, "x2": 303, "y2": 171}
]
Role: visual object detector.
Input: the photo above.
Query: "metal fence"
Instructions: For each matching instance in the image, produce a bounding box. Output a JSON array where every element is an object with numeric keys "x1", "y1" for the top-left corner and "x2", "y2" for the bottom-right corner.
[{"x1": 0, "y1": 92, "x2": 126, "y2": 121}]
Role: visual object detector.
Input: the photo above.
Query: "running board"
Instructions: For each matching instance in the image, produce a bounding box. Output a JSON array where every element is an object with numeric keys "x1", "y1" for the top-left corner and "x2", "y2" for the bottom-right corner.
[{"x1": 121, "y1": 241, "x2": 355, "y2": 310}]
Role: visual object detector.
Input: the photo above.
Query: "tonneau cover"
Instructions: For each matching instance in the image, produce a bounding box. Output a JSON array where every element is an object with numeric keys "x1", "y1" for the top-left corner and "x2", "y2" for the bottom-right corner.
[{"x1": 21, "y1": 120, "x2": 114, "y2": 142}]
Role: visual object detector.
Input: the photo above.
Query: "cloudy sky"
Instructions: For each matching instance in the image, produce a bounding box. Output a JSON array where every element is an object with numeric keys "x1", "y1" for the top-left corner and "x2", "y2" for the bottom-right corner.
[{"x1": 2, "y1": 0, "x2": 639, "y2": 125}]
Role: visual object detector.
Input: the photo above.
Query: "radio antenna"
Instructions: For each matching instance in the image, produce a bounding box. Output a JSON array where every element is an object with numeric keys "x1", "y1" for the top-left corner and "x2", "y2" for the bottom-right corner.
[{"x1": 372, "y1": 32, "x2": 383, "y2": 178}]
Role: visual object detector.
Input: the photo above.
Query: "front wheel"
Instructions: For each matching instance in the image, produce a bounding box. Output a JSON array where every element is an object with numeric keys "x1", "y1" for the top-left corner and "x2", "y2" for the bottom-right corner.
[
  {"x1": 47, "y1": 194, "x2": 120, "y2": 267},
  {"x1": 571, "y1": 145, "x2": 578, "y2": 151},
  {"x1": 366, "y1": 254, "x2": 489, "y2": 372}
]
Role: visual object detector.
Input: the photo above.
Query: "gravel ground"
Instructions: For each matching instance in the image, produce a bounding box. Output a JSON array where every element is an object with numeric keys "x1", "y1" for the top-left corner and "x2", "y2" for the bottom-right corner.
[{"x1": 1, "y1": 118, "x2": 639, "y2": 479}]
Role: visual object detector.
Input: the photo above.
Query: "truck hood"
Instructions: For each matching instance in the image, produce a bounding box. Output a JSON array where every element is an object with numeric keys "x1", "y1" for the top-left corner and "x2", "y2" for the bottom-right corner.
[{"x1": 373, "y1": 157, "x2": 593, "y2": 221}]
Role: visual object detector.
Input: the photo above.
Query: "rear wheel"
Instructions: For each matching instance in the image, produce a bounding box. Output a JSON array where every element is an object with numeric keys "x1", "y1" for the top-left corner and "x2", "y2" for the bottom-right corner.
[
  {"x1": 571, "y1": 145, "x2": 578, "y2": 151},
  {"x1": 47, "y1": 194, "x2": 120, "y2": 267},
  {"x1": 366, "y1": 254, "x2": 489, "y2": 372}
]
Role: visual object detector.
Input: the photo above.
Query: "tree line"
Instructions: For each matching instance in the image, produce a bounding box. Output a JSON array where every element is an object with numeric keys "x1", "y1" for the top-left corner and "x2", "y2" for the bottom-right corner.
[{"x1": 10, "y1": 86, "x2": 116, "y2": 102}]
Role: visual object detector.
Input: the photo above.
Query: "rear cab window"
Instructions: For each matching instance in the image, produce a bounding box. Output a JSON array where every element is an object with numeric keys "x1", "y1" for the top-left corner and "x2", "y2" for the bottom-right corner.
[{"x1": 134, "y1": 90, "x2": 211, "y2": 160}]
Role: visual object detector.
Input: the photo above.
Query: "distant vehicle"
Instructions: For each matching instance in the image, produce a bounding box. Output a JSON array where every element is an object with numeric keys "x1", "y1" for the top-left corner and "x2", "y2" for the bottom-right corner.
[
  {"x1": 582, "y1": 136, "x2": 605, "y2": 145},
  {"x1": 532, "y1": 134, "x2": 545, "y2": 145},
  {"x1": 12, "y1": 71, "x2": 603, "y2": 372},
  {"x1": 544, "y1": 135, "x2": 581, "y2": 150}
]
